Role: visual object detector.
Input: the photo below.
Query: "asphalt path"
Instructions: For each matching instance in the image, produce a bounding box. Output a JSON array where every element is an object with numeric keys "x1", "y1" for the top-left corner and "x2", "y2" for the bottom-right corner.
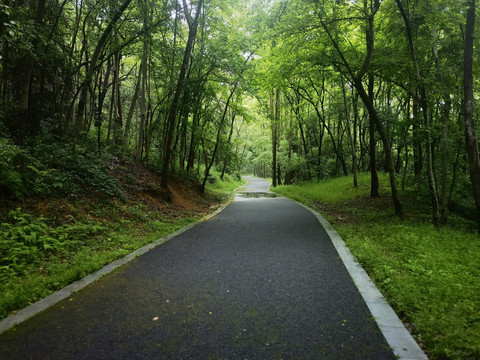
[{"x1": 0, "y1": 177, "x2": 397, "y2": 359}]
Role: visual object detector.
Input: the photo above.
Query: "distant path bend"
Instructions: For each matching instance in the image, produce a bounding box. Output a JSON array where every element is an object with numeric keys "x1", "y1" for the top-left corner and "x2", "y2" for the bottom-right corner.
[
  {"x1": 236, "y1": 175, "x2": 272, "y2": 193},
  {"x1": 0, "y1": 176, "x2": 409, "y2": 359}
]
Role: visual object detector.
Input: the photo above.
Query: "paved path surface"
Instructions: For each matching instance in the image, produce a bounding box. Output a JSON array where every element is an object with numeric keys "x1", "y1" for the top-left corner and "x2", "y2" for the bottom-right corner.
[{"x1": 1, "y1": 177, "x2": 398, "y2": 359}]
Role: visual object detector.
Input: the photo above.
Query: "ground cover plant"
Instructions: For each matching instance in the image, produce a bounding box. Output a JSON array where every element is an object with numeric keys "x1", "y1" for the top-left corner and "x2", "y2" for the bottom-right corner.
[
  {"x1": 0, "y1": 159, "x2": 244, "y2": 321},
  {"x1": 274, "y1": 173, "x2": 480, "y2": 360}
]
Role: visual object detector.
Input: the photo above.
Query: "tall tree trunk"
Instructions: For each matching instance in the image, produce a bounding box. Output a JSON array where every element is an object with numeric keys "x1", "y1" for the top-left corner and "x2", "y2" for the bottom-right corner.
[
  {"x1": 112, "y1": 49, "x2": 123, "y2": 149},
  {"x1": 121, "y1": 57, "x2": 146, "y2": 162},
  {"x1": 275, "y1": 89, "x2": 282, "y2": 185},
  {"x1": 412, "y1": 98, "x2": 423, "y2": 177},
  {"x1": 316, "y1": 0, "x2": 403, "y2": 214},
  {"x1": 356, "y1": 79, "x2": 403, "y2": 215},
  {"x1": 271, "y1": 92, "x2": 277, "y2": 187},
  {"x1": 463, "y1": 0, "x2": 480, "y2": 226},
  {"x1": 433, "y1": 26, "x2": 452, "y2": 224},
  {"x1": 161, "y1": 0, "x2": 203, "y2": 191},
  {"x1": 72, "y1": 0, "x2": 133, "y2": 150},
  {"x1": 136, "y1": 45, "x2": 149, "y2": 163},
  {"x1": 395, "y1": 0, "x2": 439, "y2": 226},
  {"x1": 97, "y1": 58, "x2": 112, "y2": 152},
  {"x1": 220, "y1": 111, "x2": 237, "y2": 180},
  {"x1": 340, "y1": 73, "x2": 358, "y2": 187},
  {"x1": 186, "y1": 109, "x2": 200, "y2": 173},
  {"x1": 17, "y1": 0, "x2": 46, "y2": 144},
  {"x1": 285, "y1": 108, "x2": 293, "y2": 184},
  {"x1": 201, "y1": 82, "x2": 239, "y2": 192}
]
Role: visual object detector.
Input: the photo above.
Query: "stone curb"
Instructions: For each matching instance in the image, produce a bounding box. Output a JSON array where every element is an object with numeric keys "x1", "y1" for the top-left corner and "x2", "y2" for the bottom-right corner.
[
  {"x1": 0, "y1": 196, "x2": 235, "y2": 334},
  {"x1": 294, "y1": 201, "x2": 428, "y2": 360}
]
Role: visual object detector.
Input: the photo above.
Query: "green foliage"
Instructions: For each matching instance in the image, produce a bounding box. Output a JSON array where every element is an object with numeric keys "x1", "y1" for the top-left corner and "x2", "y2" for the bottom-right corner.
[
  {"x1": 205, "y1": 170, "x2": 246, "y2": 200},
  {"x1": 273, "y1": 174, "x2": 480, "y2": 360},
  {"x1": 275, "y1": 172, "x2": 390, "y2": 205},
  {"x1": 207, "y1": 171, "x2": 219, "y2": 184},
  {"x1": 28, "y1": 139, "x2": 124, "y2": 198},
  {"x1": 0, "y1": 138, "x2": 24, "y2": 196},
  {"x1": 0, "y1": 134, "x2": 124, "y2": 198},
  {"x1": 0, "y1": 208, "x2": 90, "y2": 283},
  {"x1": 0, "y1": 204, "x2": 200, "y2": 320},
  {"x1": 338, "y1": 223, "x2": 480, "y2": 360}
]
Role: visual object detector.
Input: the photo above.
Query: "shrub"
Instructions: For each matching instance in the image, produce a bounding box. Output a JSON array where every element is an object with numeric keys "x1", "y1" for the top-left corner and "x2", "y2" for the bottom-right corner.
[
  {"x1": 0, "y1": 138, "x2": 25, "y2": 196},
  {"x1": 27, "y1": 138, "x2": 124, "y2": 198}
]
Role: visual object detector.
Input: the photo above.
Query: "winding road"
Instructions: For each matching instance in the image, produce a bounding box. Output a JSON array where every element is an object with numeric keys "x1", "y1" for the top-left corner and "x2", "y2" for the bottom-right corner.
[{"x1": 0, "y1": 177, "x2": 412, "y2": 359}]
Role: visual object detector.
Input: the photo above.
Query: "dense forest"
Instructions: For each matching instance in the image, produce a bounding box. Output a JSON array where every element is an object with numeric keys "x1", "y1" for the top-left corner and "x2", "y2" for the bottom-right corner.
[{"x1": 1, "y1": 0, "x2": 480, "y2": 228}]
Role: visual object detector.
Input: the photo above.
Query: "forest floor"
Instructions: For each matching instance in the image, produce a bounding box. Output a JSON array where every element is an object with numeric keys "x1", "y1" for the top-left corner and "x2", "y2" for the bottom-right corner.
[
  {"x1": 0, "y1": 161, "x2": 221, "y2": 224},
  {"x1": 0, "y1": 161, "x2": 242, "y2": 321}
]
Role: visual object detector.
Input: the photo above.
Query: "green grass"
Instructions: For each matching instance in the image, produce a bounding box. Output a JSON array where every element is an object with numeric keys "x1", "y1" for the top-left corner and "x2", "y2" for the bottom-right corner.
[
  {"x1": 273, "y1": 173, "x2": 480, "y2": 360},
  {"x1": 0, "y1": 174, "x2": 242, "y2": 322},
  {"x1": 205, "y1": 172, "x2": 246, "y2": 199},
  {"x1": 0, "y1": 207, "x2": 196, "y2": 321},
  {"x1": 274, "y1": 172, "x2": 389, "y2": 205}
]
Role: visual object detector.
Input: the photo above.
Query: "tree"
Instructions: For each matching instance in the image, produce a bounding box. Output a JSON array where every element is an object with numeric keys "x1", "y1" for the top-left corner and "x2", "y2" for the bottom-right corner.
[
  {"x1": 72, "y1": 0, "x2": 134, "y2": 150},
  {"x1": 463, "y1": 0, "x2": 480, "y2": 226},
  {"x1": 394, "y1": 0, "x2": 440, "y2": 226},
  {"x1": 160, "y1": 0, "x2": 204, "y2": 193},
  {"x1": 315, "y1": 0, "x2": 403, "y2": 216}
]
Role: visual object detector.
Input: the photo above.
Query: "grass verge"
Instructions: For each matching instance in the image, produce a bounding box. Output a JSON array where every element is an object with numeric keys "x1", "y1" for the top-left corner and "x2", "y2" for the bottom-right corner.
[
  {"x1": 204, "y1": 172, "x2": 246, "y2": 200},
  {"x1": 0, "y1": 172, "x2": 244, "y2": 322},
  {"x1": 0, "y1": 205, "x2": 198, "y2": 321},
  {"x1": 273, "y1": 173, "x2": 480, "y2": 360}
]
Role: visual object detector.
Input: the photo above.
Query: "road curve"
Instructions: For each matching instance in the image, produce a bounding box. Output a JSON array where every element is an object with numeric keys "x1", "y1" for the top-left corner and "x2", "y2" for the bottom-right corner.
[{"x1": 0, "y1": 177, "x2": 397, "y2": 359}]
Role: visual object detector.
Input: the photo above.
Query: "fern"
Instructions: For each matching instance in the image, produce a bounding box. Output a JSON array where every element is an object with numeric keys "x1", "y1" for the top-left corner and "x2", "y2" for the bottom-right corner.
[{"x1": 0, "y1": 209, "x2": 103, "y2": 282}]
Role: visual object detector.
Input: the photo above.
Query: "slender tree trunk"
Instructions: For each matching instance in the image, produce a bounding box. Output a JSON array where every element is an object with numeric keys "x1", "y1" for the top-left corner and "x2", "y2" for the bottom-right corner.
[
  {"x1": 187, "y1": 108, "x2": 200, "y2": 172},
  {"x1": 298, "y1": 122, "x2": 311, "y2": 179},
  {"x1": 463, "y1": 0, "x2": 480, "y2": 226},
  {"x1": 107, "y1": 79, "x2": 115, "y2": 145},
  {"x1": 395, "y1": 0, "x2": 439, "y2": 225},
  {"x1": 433, "y1": 26, "x2": 452, "y2": 223},
  {"x1": 275, "y1": 89, "x2": 282, "y2": 185},
  {"x1": 136, "y1": 50, "x2": 148, "y2": 163},
  {"x1": 220, "y1": 111, "x2": 237, "y2": 180},
  {"x1": 340, "y1": 73, "x2": 358, "y2": 187},
  {"x1": 411, "y1": 98, "x2": 422, "y2": 177},
  {"x1": 285, "y1": 108, "x2": 293, "y2": 184},
  {"x1": 201, "y1": 83, "x2": 239, "y2": 192},
  {"x1": 271, "y1": 92, "x2": 277, "y2": 187},
  {"x1": 112, "y1": 48, "x2": 123, "y2": 149},
  {"x1": 72, "y1": 0, "x2": 134, "y2": 150},
  {"x1": 121, "y1": 58, "x2": 145, "y2": 162},
  {"x1": 336, "y1": 119, "x2": 348, "y2": 176},
  {"x1": 356, "y1": 79, "x2": 403, "y2": 215},
  {"x1": 17, "y1": 0, "x2": 46, "y2": 144},
  {"x1": 161, "y1": 0, "x2": 203, "y2": 191},
  {"x1": 96, "y1": 58, "x2": 112, "y2": 152}
]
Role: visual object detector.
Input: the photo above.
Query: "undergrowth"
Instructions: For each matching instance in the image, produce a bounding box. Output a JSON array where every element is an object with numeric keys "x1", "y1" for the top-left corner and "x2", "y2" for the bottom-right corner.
[
  {"x1": 204, "y1": 171, "x2": 245, "y2": 200},
  {"x1": 0, "y1": 135, "x2": 123, "y2": 198},
  {"x1": 273, "y1": 173, "x2": 480, "y2": 360},
  {"x1": 0, "y1": 161, "x2": 242, "y2": 322},
  {"x1": 0, "y1": 206, "x2": 195, "y2": 321}
]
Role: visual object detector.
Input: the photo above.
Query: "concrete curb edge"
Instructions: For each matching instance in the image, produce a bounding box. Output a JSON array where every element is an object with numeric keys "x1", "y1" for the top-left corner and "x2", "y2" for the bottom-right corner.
[
  {"x1": 295, "y1": 201, "x2": 428, "y2": 360},
  {"x1": 0, "y1": 195, "x2": 235, "y2": 334}
]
